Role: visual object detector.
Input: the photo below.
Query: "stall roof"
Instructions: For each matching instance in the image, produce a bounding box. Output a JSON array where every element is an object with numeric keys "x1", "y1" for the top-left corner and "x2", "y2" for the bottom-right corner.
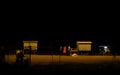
[
  {"x1": 76, "y1": 41, "x2": 92, "y2": 44},
  {"x1": 23, "y1": 41, "x2": 38, "y2": 43}
]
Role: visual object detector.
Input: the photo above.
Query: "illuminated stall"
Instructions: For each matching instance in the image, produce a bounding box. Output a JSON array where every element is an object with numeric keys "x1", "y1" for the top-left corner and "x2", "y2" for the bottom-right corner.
[
  {"x1": 23, "y1": 41, "x2": 38, "y2": 54},
  {"x1": 76, "y1": 41, "x2": 92, "y2": 54}
]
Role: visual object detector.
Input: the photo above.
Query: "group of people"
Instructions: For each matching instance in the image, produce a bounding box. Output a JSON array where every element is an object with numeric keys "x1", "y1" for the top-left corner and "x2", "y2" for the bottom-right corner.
[{"x1": 60, "y1": 46, "x2": 71, "y2": 55}]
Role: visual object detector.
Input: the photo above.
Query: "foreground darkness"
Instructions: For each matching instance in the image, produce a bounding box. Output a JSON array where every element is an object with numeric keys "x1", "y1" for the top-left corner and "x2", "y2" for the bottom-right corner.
[{"x1": 1, "y1": 61, "x2": 120, "y2": 75}]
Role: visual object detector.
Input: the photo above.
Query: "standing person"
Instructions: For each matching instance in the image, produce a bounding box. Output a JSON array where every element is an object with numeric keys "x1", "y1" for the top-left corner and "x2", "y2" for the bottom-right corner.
[
  {"x1": 60, "y1": 46, "x2": 62, "y2": 54},
  {"x1": 16, "y1": 50, "x2": 24, "y2": 65},
  {"x1": 63, "y1": 46, "x2": 67, "y2": 55},
  {"x1": 0, "y1": 46, "x2": 5, "y2": 62},
  {"x1": 68, "y1": 46, "x2": 71, "y2": 56}
]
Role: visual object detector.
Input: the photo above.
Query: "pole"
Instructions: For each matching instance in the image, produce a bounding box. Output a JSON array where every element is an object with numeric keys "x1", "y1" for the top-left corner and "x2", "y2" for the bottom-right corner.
[
  {"x1": 59, "y1": 46, "x2": 62, "y2": 64},
  {"x1": 52, "y1": 50, "x2": 53, "y2": 64},
  {"x1": 29, "y1": 46, "x2": 31, "y2": 65},
  {"x1": 59, "y1": 51, "x2": 60, "y2": 64}
]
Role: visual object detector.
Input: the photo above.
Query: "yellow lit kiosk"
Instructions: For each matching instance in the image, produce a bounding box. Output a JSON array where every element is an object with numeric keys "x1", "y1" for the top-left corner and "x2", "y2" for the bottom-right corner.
[
  {"x1": 76, "y1": 41, "x2": 92, "y2": 55},
  {"x1": 23, "y1": 41, "x2": 38, "y2": 54}
]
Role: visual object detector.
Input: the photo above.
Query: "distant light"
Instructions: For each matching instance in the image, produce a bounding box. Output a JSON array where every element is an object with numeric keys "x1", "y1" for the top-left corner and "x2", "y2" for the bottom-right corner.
[{"x1": 104, "y1": 46, "x2": 107, "y2": 49}]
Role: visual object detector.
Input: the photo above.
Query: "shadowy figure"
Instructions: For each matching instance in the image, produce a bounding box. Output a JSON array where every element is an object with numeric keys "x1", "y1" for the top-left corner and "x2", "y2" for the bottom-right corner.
[
  {"x1": 16, "y1": 50, "x2": 24, "y2": 65},
  {"x1": 67, "y1": 46, "x2": 71, "y2": 56},
  {"x1": 0, "y1": 46, "x2": 5, "y2": 63}
]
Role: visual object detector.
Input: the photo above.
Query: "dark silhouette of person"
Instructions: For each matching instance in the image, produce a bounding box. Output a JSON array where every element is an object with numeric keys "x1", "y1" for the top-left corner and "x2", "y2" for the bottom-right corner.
[
  {"x1": 0, "y1": 46, "x2": 5, "y2": 63},
  {"x1": 16, "y1": 50, "x2": 24, "y2": 65}
]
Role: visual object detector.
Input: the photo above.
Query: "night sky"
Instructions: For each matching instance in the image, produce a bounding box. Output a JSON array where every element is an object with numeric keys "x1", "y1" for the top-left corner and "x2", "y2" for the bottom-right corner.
[{"x1": 0, "y1": 3, "x2": 118, "y2": 50}]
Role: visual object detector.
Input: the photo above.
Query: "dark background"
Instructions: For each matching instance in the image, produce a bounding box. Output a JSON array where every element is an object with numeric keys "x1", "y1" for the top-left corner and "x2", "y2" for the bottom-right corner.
[{"x1": 0, "y1": 2, "x2": 118, "y2": 51}]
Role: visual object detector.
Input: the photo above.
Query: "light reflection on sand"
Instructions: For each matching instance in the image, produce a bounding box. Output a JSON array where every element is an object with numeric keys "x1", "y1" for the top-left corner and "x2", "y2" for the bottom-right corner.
[{"x1": 5, "y1": 54, "x2": 120, "y2": 65}]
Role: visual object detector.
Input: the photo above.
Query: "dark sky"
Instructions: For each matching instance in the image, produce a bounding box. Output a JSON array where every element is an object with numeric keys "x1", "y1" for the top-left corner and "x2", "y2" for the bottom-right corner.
[{"x1": 0, "y1": 3, "x2": 118, "y2": 49}]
